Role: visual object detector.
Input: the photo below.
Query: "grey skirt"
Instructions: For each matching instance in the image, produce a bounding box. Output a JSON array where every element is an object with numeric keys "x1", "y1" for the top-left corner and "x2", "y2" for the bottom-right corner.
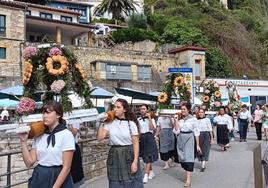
[
  {"x1": 28, "y1": 164, "x2": 73, "y2": 188},
  {"x1": 160, "y1": 128, "x2": 175, "y2": 153},
  {"x1": 176, "y1": 132, "x2": 195, "y2": 163},
  {"x1": 107, "y1": 145, "x2": 143, "y2": 188},
  {"x1": 198, "y1": 131, "x2": 211, "y2": 161}
]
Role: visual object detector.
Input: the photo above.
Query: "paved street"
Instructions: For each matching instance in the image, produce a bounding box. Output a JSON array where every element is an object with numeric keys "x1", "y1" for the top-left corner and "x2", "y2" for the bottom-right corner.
[{"x1": 83, "y1": 128, "x2": 265, "y2": 188}]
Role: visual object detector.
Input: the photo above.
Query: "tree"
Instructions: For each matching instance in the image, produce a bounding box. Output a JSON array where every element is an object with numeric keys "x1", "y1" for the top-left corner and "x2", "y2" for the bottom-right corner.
[{"x1": 94, "y1": 0, "x2": 138, "y2": 20}]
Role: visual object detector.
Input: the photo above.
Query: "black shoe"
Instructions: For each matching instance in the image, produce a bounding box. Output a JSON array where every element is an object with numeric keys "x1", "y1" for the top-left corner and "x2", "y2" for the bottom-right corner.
[
  {"x1": 244, "y1": 139, "x2": 247, "y2": 142},
  {"x1": 200, "y1": 167, "x2": 206, "y2": 172},
  {"x1": 239, "y1": 139, "x2": 243, "y2": 142}
]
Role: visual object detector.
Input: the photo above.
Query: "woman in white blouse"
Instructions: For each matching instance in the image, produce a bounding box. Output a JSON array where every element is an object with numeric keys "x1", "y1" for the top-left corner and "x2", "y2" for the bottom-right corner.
[
  {"x1": 97, "y1": 98, "x2": 143, "y2": 188},
  {"x1": 214, "y1": 107, "x2": 233, "y2": 151},
  {"x1": 238, "y1": 104, "x2": 253, "y2": 142},
  {"x1": 197, "y1": 108, "x2": 213, "y2": 172},
  {"x1": 173, "y1": 103, "x2": 201, "y2": 187},
  {"x1": 18, "y1": 101, "x2": 75, "y2": 188}
]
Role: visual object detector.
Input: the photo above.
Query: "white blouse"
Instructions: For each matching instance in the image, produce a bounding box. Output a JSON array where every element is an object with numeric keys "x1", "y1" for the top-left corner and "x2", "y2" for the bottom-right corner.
[
  {"x1": 138, "y1": 117, "x2": 156, "y2": 134},
  {"x1": 173, "y1": 116, "x2": 200, "y2": 136},
  {"x1": 214, "y1": 114, "x2": 233, "y2": 129},
  {"x1": 104, "y1": 119, "x2": 138, "y2": 145},
  {"x1": 198, "y1": 118, "x2": 212, "y2": 132},
  {"x1": 239, "y1": 110, "x2": 252, "y2": 120},
  {"x1": 32, "y1": 129, "x2": 75, "y2": 167},
  {"x1": 157, "y1": 116, "x2": 174, "y2": 129}
]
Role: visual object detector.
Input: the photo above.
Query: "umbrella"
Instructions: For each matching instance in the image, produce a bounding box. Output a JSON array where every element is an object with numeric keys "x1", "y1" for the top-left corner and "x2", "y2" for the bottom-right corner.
[
  {"x1": 0, "y1": 99, "x2": 19, "y2": 109},
  {"x1": 91, "y1": 87, "x2": 114, "y2": 99},
  {"x1": 115, "y1": 87, "x2": 157, "y2": 101},
  {"x1": 91, "y1": 87, "x2": 114, "y2": 106},
  {"x1": 0, "y1": 85, "x2": 43, "y2": 101}
]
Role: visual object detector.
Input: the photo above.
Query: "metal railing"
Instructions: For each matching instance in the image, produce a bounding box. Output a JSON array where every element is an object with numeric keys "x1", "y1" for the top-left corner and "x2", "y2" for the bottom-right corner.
[{"x1": 0, "y1": 137, "x2": 108, "y2": 188}]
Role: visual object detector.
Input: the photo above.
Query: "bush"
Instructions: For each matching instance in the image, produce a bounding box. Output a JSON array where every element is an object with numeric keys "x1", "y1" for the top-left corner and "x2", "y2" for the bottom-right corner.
[
  {"x1": 161, "y1": 21, "x2": 208, "y2": 46},
  {"x1": 112, "y1": 28, "x2": 159, "y2": 43},
  {"x1": 147, "y1": 13, "x2": 169, "y2": 34},
  {"x1": 128, "y1": 13, "x2": 147, "y2": 29},
  {"x1": 205, "y1": 47, "x2": 231, "y2": 78},
  {"x1": 237, "y1": 10, "x2": 262, "y2": 32}
]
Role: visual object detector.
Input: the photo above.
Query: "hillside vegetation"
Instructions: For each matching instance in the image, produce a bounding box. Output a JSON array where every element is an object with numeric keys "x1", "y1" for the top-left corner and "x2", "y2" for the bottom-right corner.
[{"x1": 112, "y1": 0, "x2": 268, "y2": 79}]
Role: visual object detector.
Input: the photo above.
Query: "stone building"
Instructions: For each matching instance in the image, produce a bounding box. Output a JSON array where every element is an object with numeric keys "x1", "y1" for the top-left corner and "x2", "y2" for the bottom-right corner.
[
  {"x1": 0, "y1": 0, "x2": 95, "y2": 89},
  {"x1": 0, "y1": 1, "x2": 26, "y2": 88},
  {"x1": 75, "y1": 44, "x2": 206, "y2": 92}
]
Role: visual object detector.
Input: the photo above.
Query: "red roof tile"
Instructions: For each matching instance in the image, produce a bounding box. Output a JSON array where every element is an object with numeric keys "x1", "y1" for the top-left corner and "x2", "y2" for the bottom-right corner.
[{"x1": 168, "y1": 45, "x2": 206, "y2": 54}]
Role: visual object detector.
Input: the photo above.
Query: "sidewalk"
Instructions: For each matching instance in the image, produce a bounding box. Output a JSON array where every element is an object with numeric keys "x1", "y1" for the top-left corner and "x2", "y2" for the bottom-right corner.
[{"x1": 83, "y1": 128, "x2": 264, "y2": 188}]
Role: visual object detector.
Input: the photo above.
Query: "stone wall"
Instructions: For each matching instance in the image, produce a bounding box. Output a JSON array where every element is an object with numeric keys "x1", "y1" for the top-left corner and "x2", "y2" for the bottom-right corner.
[
  {"x1": 74, "y1": 46, "x2": 179, "y2": 91},
  {"x1": 0, "y1": 6, "x2": 25, "y2": 89},
  {"x1": 0, "y1": 132, "x2": 110, "y2": 187}
]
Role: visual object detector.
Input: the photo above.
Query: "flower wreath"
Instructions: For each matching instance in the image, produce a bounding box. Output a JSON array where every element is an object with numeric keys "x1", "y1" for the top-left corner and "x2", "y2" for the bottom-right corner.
[
  {"x1": 46, "y1": 55, "x2": 69, "y2": 76},
  {"x1": 158, "y1": 73, "x2": 191, "y2": 108},
  {"x1": 200, "y1": 80, "x2": 222, "y2": 110},
  {"x1": 20, "y1": 45, "x2": 93, "y2": 112}
]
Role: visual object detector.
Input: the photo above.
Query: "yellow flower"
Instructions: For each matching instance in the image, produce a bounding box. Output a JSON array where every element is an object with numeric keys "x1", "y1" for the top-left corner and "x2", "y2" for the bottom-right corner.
[
  {"x1": 173, "y1": 76, "x2": 184, "y2": 87},
  {"x1": 202, "y1": 95, "x2": 210, "y2": 102},
  {"x1": 214, "y1": 91, "x2": 221, "y2": 98},
  {"x1": 158, "y1": 92, "x2": 168, "y2": 103}
]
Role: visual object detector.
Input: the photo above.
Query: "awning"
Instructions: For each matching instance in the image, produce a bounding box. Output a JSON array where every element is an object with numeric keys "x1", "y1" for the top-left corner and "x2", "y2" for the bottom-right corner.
[{"x1": 115, "y1": 88, "x2": 157, "y2": 101}]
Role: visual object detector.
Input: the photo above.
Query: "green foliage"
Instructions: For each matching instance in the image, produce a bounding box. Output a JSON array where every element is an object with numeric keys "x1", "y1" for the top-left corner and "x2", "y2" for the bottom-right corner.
[
  {"x1": 112, "y1": 28, "x2": 159, "y2": 43},
  {"x1": 147, "y1": 13, "x2": 169, "y2": 34},
  {"x1": 128, "y1": 13, "x2": 148, "y2": 29},
  {"x1": 162, "y1": 21, "x2": 209, "y2": 46},
  {"x1": 235, "y1": 10, "x2": 263, "y2": 32},
  {"x1": 92, "y1": 18, "x2": 125, "y2": 25},
  {"x1": 93, "y1": 0, "x2": 138, "y2": 20},
  {"x1": 205, "y1": 47, "x2": 231, "y2": 78}
]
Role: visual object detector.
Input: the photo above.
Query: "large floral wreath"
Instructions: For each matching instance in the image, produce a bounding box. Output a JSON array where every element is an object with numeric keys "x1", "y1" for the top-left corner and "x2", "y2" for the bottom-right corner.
[
  {"x1": 200, "y1": 80, "x2": 222, "y2": 110},
  {"x1": 20, "y1": 45, "x2": 93, "y2": 112},
  {"x1": 158, "y1": 73, "x2": 191, "y2": 108}
]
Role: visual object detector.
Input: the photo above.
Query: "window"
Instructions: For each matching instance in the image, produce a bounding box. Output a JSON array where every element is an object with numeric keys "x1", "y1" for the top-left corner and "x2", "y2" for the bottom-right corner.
[
  {"x1": 0, "y1": 15, "x2": 6, "y2": 37},
  {"x1": 0, "y1": 47, "x2": 6, "y2": 59},
  {"x1": 26, "y1": 10, "x2": 31, "y2": 16},
  {"x1": 61, "y1": 16, "x2": 72, "y2": 22},
  {"x1": 106, "y1": 63, "x2": 131, "y2": 80},
  {"x1": 40, "y1": 12, "x2": 52, "y2": 19},
  {"x1": 138, "y1": 66, "x2": 151, "y2": 81},
  {"x1": 194, "y1": 59, "x2": 201, "y2": 80},
  {"x1": 180, "y1": 63, "x2": 187, "y2": 68},
  {"x1": 69, "y1": 8, "x2": 86, "y2": 17}
]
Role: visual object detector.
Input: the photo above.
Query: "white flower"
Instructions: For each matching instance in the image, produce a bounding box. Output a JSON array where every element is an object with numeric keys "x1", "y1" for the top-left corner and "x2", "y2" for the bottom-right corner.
[{"x1": 51, "y1": 80, "x2": 66, "y2": 94}]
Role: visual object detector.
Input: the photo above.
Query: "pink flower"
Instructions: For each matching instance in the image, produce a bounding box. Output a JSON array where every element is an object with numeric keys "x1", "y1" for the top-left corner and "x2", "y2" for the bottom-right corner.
[
  {"x1": 16, "y1": 97, "x2": 36, "y2": 115},
  {"x1": 88, "y1": 80, "x2": 93, "y2": 90},
  {"x1": 214, "y1": 101, "x2": 222, "y2": 107},
  {"x1": 23, "y1": 46, "x2": 38, "y2": 60},
  {"x1": 205, "y1": 89, "x2": 210, "y2": 94},
  {"x1": 51, "y1": 80, "x2": 66, "y2": 94},
  {"x1": 49, "y1": 47, "x2": 62, "y2": 56},
  {"x1": 214, "y1": 83, "x2": 219, "y2": 88}
]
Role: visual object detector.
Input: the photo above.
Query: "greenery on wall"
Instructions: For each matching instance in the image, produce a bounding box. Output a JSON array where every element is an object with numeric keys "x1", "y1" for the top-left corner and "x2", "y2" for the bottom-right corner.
[{"x1": 111, "y1": 0, "x2": 268, "y2": 79}]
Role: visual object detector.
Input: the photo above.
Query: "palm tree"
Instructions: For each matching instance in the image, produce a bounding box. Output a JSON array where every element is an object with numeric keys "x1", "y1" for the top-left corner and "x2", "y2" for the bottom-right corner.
[{"x1": 94, "y1": 0, "x2": 138, "y2": 20}]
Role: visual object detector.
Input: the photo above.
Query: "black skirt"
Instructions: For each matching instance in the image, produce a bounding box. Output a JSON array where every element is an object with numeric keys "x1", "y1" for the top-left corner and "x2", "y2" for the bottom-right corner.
[
  {"x1": 139, "y1": 132, "x2": 158, "y2": 163},
  {"x1": 28, "y1": 164, "x2": 73, "y2": 188},
  {"x1": 217, "y1": 124, "x2": 229, "y2": 145},
  {"x1": 71, "y1": 143, "x2": 84, "y2": 183},
  {"x1": 181, "y1": 162, "x2": 194, "y2": 172}
]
